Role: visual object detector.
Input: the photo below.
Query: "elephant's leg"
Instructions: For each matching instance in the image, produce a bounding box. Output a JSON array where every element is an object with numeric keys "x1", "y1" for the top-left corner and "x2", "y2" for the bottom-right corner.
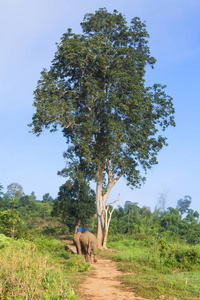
[
  {"x1": 74, "y1": 241, "x2": 81, "y2": 254},
  {"x1": 85, "y1": 243, "x2": 91, "y2": 262},
  {"x1": 75, "y1": 244, "x2": 79, "y2": 254},
  {"x1": 85, "y1": 253, "x2": 91, "y2": 262},
  {"x1": 77, "y1": 244, "x2": 82, "y2": 255},
  {"x1": 92, "y1": 244, "x2": 97, "y2": 262},
  {"x1": 88, "y1": 243, "x2": 92, "y2": 262}
]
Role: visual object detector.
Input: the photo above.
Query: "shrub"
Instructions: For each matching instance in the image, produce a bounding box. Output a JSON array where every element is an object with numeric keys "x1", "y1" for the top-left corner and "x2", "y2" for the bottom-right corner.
[
  {"x1": 107, "y1": 234, "x2": 124, "y2": 243},
  {"x1": 0, "y1": 234, "x2": 11, "y2": 249},
  {"x1": 0, "y1": 239, "x2": 76, "y2": 299},
  {"x1": 40, "y1": 224, "x2": 70, "y2": 236},
  {"x1": 0, "y1": 210, "x2": 26, "y2": 238},
  {"x1": 31, "y1": 235, "x2": 71, "y2": 259}
]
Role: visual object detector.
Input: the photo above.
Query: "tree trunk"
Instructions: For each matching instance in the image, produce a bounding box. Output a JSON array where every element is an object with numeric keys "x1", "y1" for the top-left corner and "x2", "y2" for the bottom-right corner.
[
  {"x1": 96, "y1": 170, "x2": 117, "y2": 247},
  {"x1": 102, "y1": 229, "x2": 108, "y2": 249},
  {"x1": 128, "y1": 211, "x2": 130, "y2": 232},
  {"x1": 96, "y1": 175, "x2": 105, "y2": 248},
  {"x1": 102, "y1": 194, "x2": 119, "y2": 249},
  {"x1": 102, "y1": 204, "x2": 108, "y2": 249},
  {"x1": 74, "y1": 216, "x2": 81, "y2": 234}
]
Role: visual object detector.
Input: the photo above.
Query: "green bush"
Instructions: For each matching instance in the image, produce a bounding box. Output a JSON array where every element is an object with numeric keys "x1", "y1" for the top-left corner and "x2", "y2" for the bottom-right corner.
[
  {"x1": 0, "y1": 239, "x2": 76, "y2": 299},
  {"x1": 31, "y1": 235, "x2": 71, "y2": 259},
  {"x1": 40, "y1": 224, "x2": 70, "y2": 236},
  {"x1": 107, "y1": 234, "x2": 124, "y2": 242},
  {"x1": 0, "y1": 210, "x2": 27, "y2": 238},
  {"x1": 107, "y1": 237, "x2": 200, "y2": 273},
  {"x1": 167, "y1": 246, "x2": 200, "y2": 270},
  {"x1": 0, "y1": 234, "x2": 11, "y2": 249}
]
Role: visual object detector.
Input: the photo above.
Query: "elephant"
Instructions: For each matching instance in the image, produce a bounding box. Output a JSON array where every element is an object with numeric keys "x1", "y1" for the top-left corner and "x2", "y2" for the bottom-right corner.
[
  {"x1": 79, "y1": 231, "x2": 97, "y2": 263},
  {"x1": 73, "y1": 232, "x2": 82, "y2": 255}
]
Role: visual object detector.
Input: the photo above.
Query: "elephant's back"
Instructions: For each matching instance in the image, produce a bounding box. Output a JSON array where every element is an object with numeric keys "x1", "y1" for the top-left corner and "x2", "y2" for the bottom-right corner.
[
  {"x1": 80, "y1": 231, "x2": 97, "y2": 243},
  {"x1": 73, "y1": 232, "x2": 82, "y2": 241}
]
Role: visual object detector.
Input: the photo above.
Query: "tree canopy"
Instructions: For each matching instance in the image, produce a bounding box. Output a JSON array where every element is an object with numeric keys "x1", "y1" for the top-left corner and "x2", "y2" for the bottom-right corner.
[
  {"x1": 29, "y1": 8, "x2": 175, "y2": 246},
  {"x1": 7, "y1": 183, "x2": 25, "y2": 199},
  {"x1": 0, "y1": 184, "x2": 3, "y2": 197},
  {"x1": 52, "y1": 179, "x2": 96, "y2": 232},
  {"x1": 176, "y1": 195, "x2": 192, "y2": 217}
]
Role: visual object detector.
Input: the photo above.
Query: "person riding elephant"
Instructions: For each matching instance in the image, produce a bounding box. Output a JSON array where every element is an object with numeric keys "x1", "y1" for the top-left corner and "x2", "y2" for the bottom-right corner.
[
  {"x1": 77, "y1": 225, "x2": 82, "y2": 233},
  {"x1": 83, "y1": 223, "x2": 89, "y2": 232},
  {"x1": 73, "y1": 232, "x2": 82, "y2": 255},
  {"x1": 79, "y1": 231, "x2": 97, "y2": 263}
]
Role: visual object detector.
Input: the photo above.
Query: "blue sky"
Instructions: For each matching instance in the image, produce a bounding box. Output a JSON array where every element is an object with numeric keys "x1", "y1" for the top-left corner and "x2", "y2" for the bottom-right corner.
[{"x1": 0, "y1": 0, "x2": 200, "y2": 212}]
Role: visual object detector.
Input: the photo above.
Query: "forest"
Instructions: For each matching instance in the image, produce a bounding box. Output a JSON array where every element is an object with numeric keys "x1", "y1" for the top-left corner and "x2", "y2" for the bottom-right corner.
[
  {"x1": 1, "y1": 183, "x2": 199, "y2": 245},
  {"x1": 1, "y1": 182, "x2": 200, "y2": 299}
]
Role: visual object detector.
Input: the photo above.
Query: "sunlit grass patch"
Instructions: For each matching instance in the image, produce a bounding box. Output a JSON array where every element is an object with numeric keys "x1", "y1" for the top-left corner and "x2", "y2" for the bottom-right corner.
[
  {"x1": 120, "y1": 271, "x2": 200, "y2": 300},
  {"x1": 0, "y1": 238, "x2": 76, "y2": 299},
  {"x1": 104, "y1": 237, "x2": 200, "y2": 299},
  {"x1": 64, "y1": 254, "x2": 91, "y2": 273}
]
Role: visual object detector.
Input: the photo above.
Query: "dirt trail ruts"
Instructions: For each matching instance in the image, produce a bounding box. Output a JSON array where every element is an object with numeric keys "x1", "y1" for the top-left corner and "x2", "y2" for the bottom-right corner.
[{"x1": 65, "y1": 239, "x2": 150, "y2": 300}]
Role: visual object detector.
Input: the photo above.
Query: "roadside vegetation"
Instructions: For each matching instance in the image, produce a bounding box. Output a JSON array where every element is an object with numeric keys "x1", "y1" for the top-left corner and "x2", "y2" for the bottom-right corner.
[
  {"x1": 1, "y1": 183, "x2": 200, "y2": 299},
  {"x1": 0, "y1": 233, "x2": 89, "y2": 299},
  {"x1": 0, "y1": 184, "x2": 90, "y2": 299},
  {"x1": 100, "y1": 235, "x2": 200, "y2": 299}
]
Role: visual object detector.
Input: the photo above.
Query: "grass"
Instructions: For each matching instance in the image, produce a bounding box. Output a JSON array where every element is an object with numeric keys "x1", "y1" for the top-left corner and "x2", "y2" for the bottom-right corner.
[
  {"x1": 0, "y1": 234, "x2": 89, "y2": 299},
  {"x1": 99, "y1": 236, "x2": 200, "y2": 300},
  {"x1": 118, "y1": 267, "x2": 200, "y2": 299},
  {"x1": 3, "y1": 231, "x2": 200, "y2": 299}
]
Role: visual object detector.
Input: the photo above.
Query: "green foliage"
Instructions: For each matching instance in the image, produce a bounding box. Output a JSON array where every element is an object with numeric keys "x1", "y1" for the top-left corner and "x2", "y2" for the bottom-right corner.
[
  {"x1": 31, "y1": 235, "x2": 71, "y2": 259},
  {"x1": 52, "y1": 179, "x2": 96, "y2": 232},
  {"x1": 29, "y1": 8, "x2": 175, "y2": 235},
  {"x1": 64, "y1": 254, "x2": 90, "y2": 273},
  {"x1": 6, "y1": 182, "x2": 25, "y2": 198},
  {"x1": 0, "y1": 234, "x2": 11, "y2": 248},
  {"x1": 119, "y1": 271, "x2": 200, "y2": 300},
  {"x1": 167, "y1": 246, "x2": 200, "y2": 270},
  {"x1": 108, "y1": 201, "x2": 200, "y2": 245},
  {"x1": 103, "y1": 236, "x2": 200, "y2": 299},
  {"x1": 0, "y1": 191, "x2": 54, "y2": 222},
  {"x1": 43, "y1": 193, "x2": 54, "y2": 203},
  {"x1": 40, "y1": 223, "x2": 70, "y2": 236},
  {"x1": 176, "y1": 195, "x2": 192, "y2": 216},
  {"x1": 0, "y1": 238, "x2": 77, "y2": 299},
  {"x1": 0, "y1": 210, "x2": 26, "y2": 238},
  {"x1": 0, "y1": 183, "x2": 3, "y2": 197},
  {"x1": 108, "y1": 237, "x2": 200, "y2": 272},
  {"x1": 108, "y1": 233, "x2": 124, "y2": 242}
]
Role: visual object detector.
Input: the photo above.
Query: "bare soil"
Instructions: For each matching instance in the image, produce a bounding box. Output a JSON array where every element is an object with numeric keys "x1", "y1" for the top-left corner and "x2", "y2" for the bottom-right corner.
[{"x1": 65, "y1": 239, "x2": 150, "y2": 300}]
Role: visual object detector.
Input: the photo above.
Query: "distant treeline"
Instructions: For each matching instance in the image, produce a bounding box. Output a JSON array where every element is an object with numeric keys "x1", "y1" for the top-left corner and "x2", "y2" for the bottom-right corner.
[
  {"x1": 0, "y1": 183, "x2": 199, "y2": 244},
  {"x1": 108, "y1": 200, "x2": 200, "y2": 244}
]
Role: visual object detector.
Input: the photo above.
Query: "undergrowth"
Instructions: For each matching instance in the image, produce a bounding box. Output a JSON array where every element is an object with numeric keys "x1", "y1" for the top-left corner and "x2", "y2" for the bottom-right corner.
[
  {"x1": 0, "y1": 234, "x2": 87, "y2": 299},
  {"x1": 101, "y1": 236, "x2": 200, "y2": 299}
]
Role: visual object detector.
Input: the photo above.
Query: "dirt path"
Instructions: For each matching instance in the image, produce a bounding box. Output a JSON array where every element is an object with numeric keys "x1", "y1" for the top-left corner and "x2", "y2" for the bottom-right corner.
[{"x1": 65, "y1": 239, "x2": 150, "y2": 300}]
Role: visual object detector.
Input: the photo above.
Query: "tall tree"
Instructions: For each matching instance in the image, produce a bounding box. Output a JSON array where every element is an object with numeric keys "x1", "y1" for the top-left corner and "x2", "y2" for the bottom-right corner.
[
  {"x1": 176, "y1": 195, "x2": 192, "y2": 217},
  {"x1": 29, "y1": 8, "x2": 175, "y2": 246},
  {"x1": 0, "y1": 184, "x2": 3, "y2": 197},
  {"x1": 7, "y1": 183, "x2": 25, "y2": 199},
  {"x1": 124, "y1": 201, "x2": 138, "y2": 232},
  {"x1": 42, "y1": 193, "x2": 53, "y2": 203},
  {"x1": 52, "y1": 179, "x2": 96, "y2": 233},
  {"x1": 157, "y1": 192, "x2": 168, "y2": 211}
]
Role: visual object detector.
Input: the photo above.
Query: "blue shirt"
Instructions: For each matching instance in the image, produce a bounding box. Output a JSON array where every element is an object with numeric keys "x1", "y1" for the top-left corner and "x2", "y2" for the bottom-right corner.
[
  {"x1": 84, "y1": 226, "x2": 89, "y2": 232},
  {"x1": 77, "y1": 227, "x2": 82, "y2": 233}
]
